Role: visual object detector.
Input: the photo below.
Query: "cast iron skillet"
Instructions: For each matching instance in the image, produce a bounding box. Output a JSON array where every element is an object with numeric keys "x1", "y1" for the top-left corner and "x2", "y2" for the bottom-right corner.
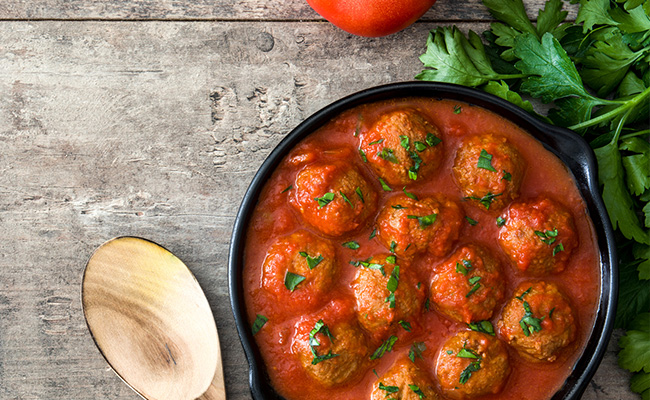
[{"x1": 228, "y1": 81, "x2": 618, "y2": 400}]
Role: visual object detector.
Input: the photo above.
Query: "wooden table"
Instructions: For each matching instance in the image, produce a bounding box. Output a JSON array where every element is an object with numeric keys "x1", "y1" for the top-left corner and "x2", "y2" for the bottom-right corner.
[{"x1": 0, "y1": 0, "x2": 636, "y2": 398}]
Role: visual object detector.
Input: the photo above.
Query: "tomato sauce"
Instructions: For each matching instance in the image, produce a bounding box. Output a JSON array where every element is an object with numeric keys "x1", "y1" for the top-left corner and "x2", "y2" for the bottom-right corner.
[{"x1": 243, "y1": 98, "x2": 600, "y2": 400}]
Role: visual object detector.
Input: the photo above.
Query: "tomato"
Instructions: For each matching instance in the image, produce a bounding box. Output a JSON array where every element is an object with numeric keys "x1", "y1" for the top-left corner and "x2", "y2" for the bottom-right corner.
[{"x1": 306, "y1": 0, "x2": 436, "y2": 37}]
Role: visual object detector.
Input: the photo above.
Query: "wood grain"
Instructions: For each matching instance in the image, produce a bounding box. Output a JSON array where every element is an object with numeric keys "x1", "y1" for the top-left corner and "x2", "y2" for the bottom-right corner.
[
  {"x1": 0, "y1": 17, "x2": 633, "y2": 400},
  {"x1": 0, "y1": 0, "x2": 577, "y2": 21}
]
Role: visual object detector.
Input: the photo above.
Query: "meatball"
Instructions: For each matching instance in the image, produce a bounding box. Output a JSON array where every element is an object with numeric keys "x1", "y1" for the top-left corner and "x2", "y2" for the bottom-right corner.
[
  {"x1": 498, "y1": 281, "x2": 577, "y2": 362},
  {"x1": 436, "y1": 331, "x2": 510, "y2": 399},
  {"x1": 261, "y1": 230, "x2": 338, "y2": 311},
  {"x1": 359, "y1": 108, "x2": 444, "y2": 186},
  {"x1": 291, "y1": 161, "x2": 378, "y2": 236},
  {"x1": 430, "y1": 244, "x2": 505, "y2": 324},
  {"x1": 352, "y1": 254, "x2": 425, "y2": 338},
  {"x1": 376, "y1": 193, "x2": 463, "y2": 258},
  {"x1": 370, "y1": 356, "x2": 439, "y2": 400},
  {"x1": 291, "y1": 302, "x2": 369, "y2": 387},
  {"x1": 498, "y1": 196, "x2": 578, "y2": 275},
  {"x1": 453, "y1": 133, "x2": 525, "y2": 211}
]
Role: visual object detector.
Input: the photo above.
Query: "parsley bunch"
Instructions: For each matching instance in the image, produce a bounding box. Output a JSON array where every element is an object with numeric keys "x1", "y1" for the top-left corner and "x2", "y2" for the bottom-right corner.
[{"x1": 416, "y1": 0, "x2": 649, "y2": 395}]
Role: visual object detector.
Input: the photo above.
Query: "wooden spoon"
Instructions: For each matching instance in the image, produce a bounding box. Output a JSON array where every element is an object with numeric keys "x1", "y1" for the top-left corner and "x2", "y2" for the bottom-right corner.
[{"x1": 82, "y1": 236, "x2": 225, "y2": 400}]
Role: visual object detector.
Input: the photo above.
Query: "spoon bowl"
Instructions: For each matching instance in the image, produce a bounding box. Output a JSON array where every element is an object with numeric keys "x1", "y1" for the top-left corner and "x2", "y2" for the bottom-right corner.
[{"x1": 82, "y1": 236, "x2": 225, "y2": 400}]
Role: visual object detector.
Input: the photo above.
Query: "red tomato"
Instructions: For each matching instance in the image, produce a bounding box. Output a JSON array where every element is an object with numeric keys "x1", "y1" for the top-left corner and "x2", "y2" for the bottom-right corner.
[{"x1": 306, "y1": 0, "x2": 436, "y2": 37}]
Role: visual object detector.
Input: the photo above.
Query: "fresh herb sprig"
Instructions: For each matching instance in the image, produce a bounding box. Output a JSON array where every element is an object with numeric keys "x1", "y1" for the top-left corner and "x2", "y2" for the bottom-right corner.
[{"x1": 417, "y1": 0, "x2": 649, "y2": 395}]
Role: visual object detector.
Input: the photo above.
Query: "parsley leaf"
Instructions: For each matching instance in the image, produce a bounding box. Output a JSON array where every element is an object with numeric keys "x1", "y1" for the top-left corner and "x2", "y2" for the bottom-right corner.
[
  {"x1": 407, "y1": 213, "x2": 438, "y2": 228},
  {"x1": 284, "y1": 271, "x2": 306, "y2": 292},
  {"x1": 478, "y1": 149, "x2": 498, "y2": 172},
  {"x1": 468, "y1": 320, "x2": 496, "y2": 336},
  {"x1": 370, "y1": 335, "x2": 398, "y2": 360},
  {"x1": 299, "y1": 252, "x2": 324, "y2": 269},
  {"x1": 251, "y1": 314, "x2": 268, "y2": 335},
  {"x1": 409, "y1": 342, "x2": 427, "y2": 362},
  {"x1": 314, "y1": 192, "x2": 336, "y2": 209},
  {"x1": 342, "y1": 241, "x2": 360, "y2": 250},
  {"x1": 619, "y1": 313, "x2": 650, "y2": 373},
  {"x1": 417, "y1": 26, "x2": 524, "y2": 86}
]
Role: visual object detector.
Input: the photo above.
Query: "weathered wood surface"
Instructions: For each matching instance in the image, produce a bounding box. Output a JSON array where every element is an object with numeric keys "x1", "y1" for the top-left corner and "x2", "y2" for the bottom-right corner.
[
  {"x1": 0, "y1": 3, "x2": 634, "y2": 400},
  {"x1": 0, "y1": 0, "x2": 578, "y2": 21}
]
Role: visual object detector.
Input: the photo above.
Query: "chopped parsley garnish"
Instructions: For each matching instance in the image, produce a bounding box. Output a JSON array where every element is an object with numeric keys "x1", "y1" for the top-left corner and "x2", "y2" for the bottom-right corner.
[
  {"x1": 298, "y1": 252, "x2": 324, "y2": 269},
  {"x1": 378, "y1": 147, "x2": 400, "y2": 163},
  {"x1": 355, "y1": 187, "x2": 365, "y2": 203},
  {"x1": 468, "y1": 320, "x2": 495, "y2": 336},
  {"x1": 553, "y1": 243, "x2": 565, "y2": 256},
  {"x1": 392, "y1": 204, "x2": 407, "y2": 210},
  {"x1": 535, "y1": 228, "x2": 559, "y2": 245},
  {"x1": 379, "y1": 382, "x2": 399, "y2": 394},
  {"x1": 354, "y1": 114, "x2": 363, "y2": 137},
  {"x1": 390, "y1": 241, "x2": 397, "y2": 253},
  {"x1": 402, "y1": 186, "x2": 418, "y2": 200},
  {"x1": 457, "y1": 346, "x2": 482, "y2": 384},
  {"x1": 350, "y1": 258, "x2": 386, "y2": 276},
  {"x1": 516, "y1": 287, "x2": 533, "y2": 301},
  {"x1": 399, "y1": 320, "x2": 412, "y2": 332},
  {"x1": 496, "y1": 216, "x2": 506, "y2": 227},
  {"x1": 414, "y1": 141, "x2": 428, "y2": 152},
  {"x1": 408, "y1": 151, "x2": 423, "y2": 180},
  {"x1": 409, "y1": 342, "x2": 426, "y2": 362},
  {"x1": 314, "y1": 192, "x2": 335, "y2": 209},
  {"x1": 520, "y1": 300, "x2": 545, "y2": 336},
  {"x1": 284, "y1": 271, "x2": 306, "y2": 292},
  {"x1": 340, "y1": 191, "x2": 353, "y2": 207},
  {"x1": 400, "y1": 135, "x2": 410, "y2": 149},
  {"x1": 359, "y1": 148, "x2": 368, "y2": 163},
  {"x1": 426, "y1": 132, "x2": 442, "y2": 147},
  {"x1": 455, "y1": 259, "x2": 473, "y2": 275},
  {"x1": 465, "y1": 216, "x2": 478, "y2": 226},
  {"x1": 466, "y1": 277, "x2": 482, "y2": 298},
  {"x1": 502, "y1": 170, "x2": 512, "y2": 181},
  {"x1": 386, "y1": 255, "x2": 397, "y2": 264},
  {"x1": 549, "y1": 307, "x2": 556, "y2": 319},
  {"x1": 477, "y1": 149, "x2": 498, "y2": 172},
  {"x1": 407, "y1": 213, "x2": 437, "y2": 229},
  {"x1": 409, "y1": 384, "x2": 426, "y2": 399},
  {"x1": 370, "y1": 335, "x2": 398, "y2": 360},
  {"x1": 309, "y1": 319, "x2": 339, "y2": 365},
  {"x1": 342, "y1": 241, "x2": 360, "y2": 250},
  {"x1": 459, "y1": 360, "x2": 481, "y2": 384},
  {"x1": 516, "y1": 289, "x2": 544, "y2": 336},
  {"x1": 369, "y1": 228, "x2": 377, "y2": 239},
  {"x1": 281, "y1": 185, "x2": 293, "y2": 193},
  {"x1": 465, "y1": 192, "x2": 503, "y2": 209},
  {"x1": 386, "y1": 265, "x2": 400, "y2": 308},
  {"x1": 251, "y1": 314, "x2": 268, "y2": 335},
  {"x1": 454, "y1": 105, "x2": 462, "y2": 114},
  {"x1": 379, "y1": 178, "x2": 392, "y2": 191},
  {"x1": 424, "y1": 298, "x2": 430, "y2": 311},
  {"x1": 369, "y1": 139, "x2": 385, "y2": 145},
  {"x1": 446, "y1": 350, "x2": 454, "y2": 355}
]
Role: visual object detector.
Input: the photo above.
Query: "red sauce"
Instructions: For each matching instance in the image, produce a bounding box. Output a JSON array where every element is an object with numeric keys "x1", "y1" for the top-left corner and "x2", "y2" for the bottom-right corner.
[{"x1": 243, "y1": 98, "x2": 600, "y2": 400}]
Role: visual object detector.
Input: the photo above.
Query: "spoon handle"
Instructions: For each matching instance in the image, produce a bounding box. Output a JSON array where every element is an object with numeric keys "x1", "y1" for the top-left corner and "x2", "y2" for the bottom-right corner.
[{"x1": 196, "y1": 365, "x2": 226, "y2": 400}]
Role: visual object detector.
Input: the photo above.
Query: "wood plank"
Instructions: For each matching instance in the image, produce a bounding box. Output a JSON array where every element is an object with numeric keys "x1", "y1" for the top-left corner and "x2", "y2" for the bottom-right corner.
[
  {"x1": 0, "y1": 0, "x2": 577, "y2": 21},
  {"x1": 0, "y1": 21, "x2": 630, "y2": 400}
]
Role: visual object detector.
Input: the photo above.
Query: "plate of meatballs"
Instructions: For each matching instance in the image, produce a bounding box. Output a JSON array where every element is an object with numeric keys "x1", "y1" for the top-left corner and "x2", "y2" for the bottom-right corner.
[{"x1": 229, "y1": 82, "x2": 616, "y2": 400}]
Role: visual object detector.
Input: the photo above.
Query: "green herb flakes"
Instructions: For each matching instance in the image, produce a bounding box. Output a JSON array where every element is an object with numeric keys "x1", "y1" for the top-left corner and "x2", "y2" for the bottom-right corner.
[
  {"x1": 281, "y1": 185, "x2": 293, "y2": 193},
  {"x1": 403, "y1": 186, "x2": 418, "y2": 200},
  {"x1": 378, "y1": 147, "x2": 400, "y2": 163},
  {"x1": 251, "y1": 314, "x2": 268, "y2": 335},
  {"x1": 379, "y1": 178, "x2": 392, "y2": 191},
  {"x1": 400, "y1": 135, "x2": 410, "y2": 149},
  {"x1": 426, "y1": 132, "x2": 442, "y2": 147},
  {"x1": 379, "y1": 382, "x2": 399, "y2": 394},
  {"x1": 370, "y1": 335, "x2": 398, "y2": 360},
  {"x1": 407, "y1": 213, "x2": 438, "y2": 229},
  {"x1": 359, "y1": 148, "x2": 368, "y2": 163},
  {"x1": 314, "y1": 192, "x2": 335, "y2": 209},
  {"x1": 342, "y1": 241, "x2": 360, "y2": 250},
  {"x1": 409, "y1": 342, "x2": 427, "y2": 362},
  {"x1": 284, "y1": 271, "x2": 306, "y2": 292},
  {"x1": 466, "y1": 216, "x2": 478, "y2": 226},
  {"x1": 409, "y1": 384, "x2": 426, "y2": 399},
  {"x1": 502, "y1": 170, "x2": 512, "y2": 181},
  {"x1": 465, "y1": 192, "x2": 503, "y2": 210},
  {"x1": 477, "y1": 149, "x2": 497, "y2": 172},
  {"x1": 399, "y1": 320, "x2": 412, "y2": 332},
  {"x1": 496, "y1": 216, "x2": 506, "y2": 227},
  {"x1": 355, "y1": 187, "x2": 365, "y2": 203},
  {"x1": 309, "y1": 319, "x2": 339, "y2": 365},
  {"x1": 454, "y1": 105, "x2": 463, "y2": 114},
  {"x1": 369, "y1": 139, "x2": 385, "y2": 146},
  {"x1": 468, "y1": 320, "x2": 496, "y2": 336}
]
